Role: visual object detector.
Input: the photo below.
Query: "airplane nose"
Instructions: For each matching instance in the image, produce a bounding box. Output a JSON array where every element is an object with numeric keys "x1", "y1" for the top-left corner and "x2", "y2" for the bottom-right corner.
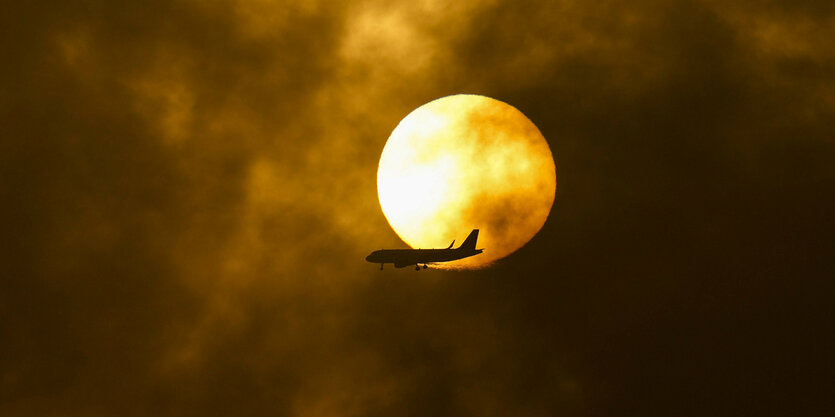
[{"x1": 365, "y1": 253, "x2": 373, "y2": 262}]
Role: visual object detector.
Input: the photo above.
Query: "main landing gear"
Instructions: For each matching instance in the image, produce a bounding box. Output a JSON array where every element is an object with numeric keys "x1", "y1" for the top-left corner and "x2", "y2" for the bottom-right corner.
[{"x1": 415, "y1": 264, "x2": 428, "y2": 271}]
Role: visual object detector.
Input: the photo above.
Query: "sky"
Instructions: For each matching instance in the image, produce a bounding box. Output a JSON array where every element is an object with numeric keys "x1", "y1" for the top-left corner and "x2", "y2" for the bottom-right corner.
[{"x1": 2, "y1": 0, "x2": 833, "y2": 416}]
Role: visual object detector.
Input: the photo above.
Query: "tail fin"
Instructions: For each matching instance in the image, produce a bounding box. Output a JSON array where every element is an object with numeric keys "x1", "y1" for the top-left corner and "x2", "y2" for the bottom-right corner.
[{"x1": 458, "y1": 229, "x2": 479, "y2": 251}]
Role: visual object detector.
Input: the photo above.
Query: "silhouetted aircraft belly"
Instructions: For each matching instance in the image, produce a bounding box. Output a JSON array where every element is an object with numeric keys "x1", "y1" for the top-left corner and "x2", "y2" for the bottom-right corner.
[{"x1": 365, "y1": 229, "x2": 483, "y2": 270}]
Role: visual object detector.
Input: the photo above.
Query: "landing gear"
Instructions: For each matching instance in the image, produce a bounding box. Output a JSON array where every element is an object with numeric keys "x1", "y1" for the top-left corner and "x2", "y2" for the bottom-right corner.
[
  {"x1": 380, "y1": 264, "x2": 384, "y2": 270},
  {"x1": 415, "y1": 265, "x2": 421, "y2": 271},
  {"x1": 423, "y1": 264, "x2": 428, "y2": 269}
]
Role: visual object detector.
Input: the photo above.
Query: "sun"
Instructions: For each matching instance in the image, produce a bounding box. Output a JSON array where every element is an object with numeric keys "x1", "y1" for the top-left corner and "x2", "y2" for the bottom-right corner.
[{"x1": 377, "y1": 94, "x2": 556, "y2": 269}]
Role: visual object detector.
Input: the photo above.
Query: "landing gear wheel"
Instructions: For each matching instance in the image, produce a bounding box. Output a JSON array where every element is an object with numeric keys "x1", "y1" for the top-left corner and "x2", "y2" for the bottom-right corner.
[
  {"x1": 415, "y1": 265, "x2": 420, "y2": 271},
  {"x1": 422, "y1": 264, "x2": 428, "y2": 269}
]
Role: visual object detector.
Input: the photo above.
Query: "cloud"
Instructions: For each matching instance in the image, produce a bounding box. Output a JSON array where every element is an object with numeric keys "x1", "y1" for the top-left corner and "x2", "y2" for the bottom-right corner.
[{"x1": 2, "y1": 0, "x2": 832, "y2": 415}]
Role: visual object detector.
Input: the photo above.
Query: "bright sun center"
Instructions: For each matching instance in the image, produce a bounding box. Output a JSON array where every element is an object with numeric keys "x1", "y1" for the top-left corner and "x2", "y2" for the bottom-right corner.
[{"x1": 377, "y1": 94, "x2": 556, "y2": 269}]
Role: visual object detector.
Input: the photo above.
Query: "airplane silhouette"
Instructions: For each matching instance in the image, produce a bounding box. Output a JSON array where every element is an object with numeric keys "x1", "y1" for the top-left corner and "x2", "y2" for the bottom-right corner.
[{"x1": 366, "y1": 229, "x2": 483, "y2": 270}]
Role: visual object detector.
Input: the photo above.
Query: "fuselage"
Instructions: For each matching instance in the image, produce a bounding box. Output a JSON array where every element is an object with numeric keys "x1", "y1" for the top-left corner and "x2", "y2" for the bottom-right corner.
[{"x1": 365, "y1": 247, "x2": 483, "y2": 267}]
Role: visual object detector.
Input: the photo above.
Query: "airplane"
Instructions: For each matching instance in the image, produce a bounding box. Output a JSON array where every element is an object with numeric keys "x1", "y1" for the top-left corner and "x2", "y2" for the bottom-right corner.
[{"x1": 365, "y1": 229, "x2": 483, "y2": 270}]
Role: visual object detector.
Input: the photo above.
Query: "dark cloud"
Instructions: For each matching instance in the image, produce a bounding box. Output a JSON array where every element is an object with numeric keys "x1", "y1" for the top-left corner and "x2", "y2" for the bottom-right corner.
[{"x1": 2, "y1": 0, "x2": 832, "y2": 416}]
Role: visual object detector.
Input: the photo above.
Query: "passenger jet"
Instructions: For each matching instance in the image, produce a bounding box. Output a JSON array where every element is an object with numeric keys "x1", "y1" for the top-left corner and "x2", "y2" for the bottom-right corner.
[{"x1": 365, "y1": 229, "x2": 483, "y2": 270}]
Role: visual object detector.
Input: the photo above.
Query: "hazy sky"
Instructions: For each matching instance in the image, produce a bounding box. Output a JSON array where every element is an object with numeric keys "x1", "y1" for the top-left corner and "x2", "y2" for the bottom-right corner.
[{"x1": 2, "y1": 1, "x2": 833, "y2": 416}]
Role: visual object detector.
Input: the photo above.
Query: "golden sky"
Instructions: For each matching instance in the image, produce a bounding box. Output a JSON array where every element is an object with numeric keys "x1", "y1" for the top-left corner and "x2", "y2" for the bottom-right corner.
[{"x1": 2, "y1": 1, "x2": 833, "y2": 415}]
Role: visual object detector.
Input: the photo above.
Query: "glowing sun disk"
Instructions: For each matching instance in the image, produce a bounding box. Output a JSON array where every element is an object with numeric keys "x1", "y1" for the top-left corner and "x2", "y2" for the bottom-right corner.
[{"x1": 377, "y1": 94, "x2": 556, "y2": 269}]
